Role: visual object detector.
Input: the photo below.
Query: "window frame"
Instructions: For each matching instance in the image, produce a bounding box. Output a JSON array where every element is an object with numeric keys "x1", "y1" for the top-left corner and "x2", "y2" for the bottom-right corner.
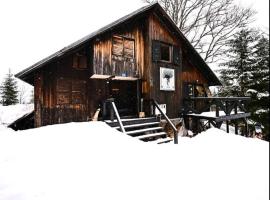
[
  {"x1": 112, "y1": 35, "x2": 135, "y2": 60},
  {"x1": 159, "y1": 42, "x2": 172, "y2": 63}
]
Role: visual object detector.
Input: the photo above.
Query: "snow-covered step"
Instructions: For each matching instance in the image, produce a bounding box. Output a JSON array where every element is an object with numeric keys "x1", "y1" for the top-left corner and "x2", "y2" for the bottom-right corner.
[
  {"x1": 114, "y1": 121, "x2": 160, "y2": 129},
  {"x1": 153, "y1": 138, "x2": 173, "y2": 144},
  {"x1": 126, "y1": 127, "x2": 163, "y2": 135},
  {"x1": 136, "y1": 132, "x2": 167, "y2": 140},
  {"x1": 106, "y1": 117, "x2": 158, "y2": 127},
  {"x1": 105, "y1": 117, "x2": 156, "y2": 123}
]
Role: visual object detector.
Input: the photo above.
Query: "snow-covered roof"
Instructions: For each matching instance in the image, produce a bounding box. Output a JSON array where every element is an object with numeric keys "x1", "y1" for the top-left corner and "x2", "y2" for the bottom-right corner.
[{"x1": 0, "y1": 104, "x2": 34, "y2": 127}]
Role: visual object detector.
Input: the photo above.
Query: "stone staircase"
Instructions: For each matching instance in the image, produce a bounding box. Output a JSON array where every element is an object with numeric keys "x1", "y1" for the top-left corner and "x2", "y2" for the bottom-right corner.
[{"x1": 105, "y1": 117, "x2": 173, "y2": 144}]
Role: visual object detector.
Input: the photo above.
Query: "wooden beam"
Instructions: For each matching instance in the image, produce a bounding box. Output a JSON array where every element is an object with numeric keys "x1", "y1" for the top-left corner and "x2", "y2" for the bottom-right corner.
[
  {"x1": 215, "y1": 113, "x2": 251, "y2": 122},
  {"x1": 187, "y1": 97, "x2": 251, "y2": 101}
]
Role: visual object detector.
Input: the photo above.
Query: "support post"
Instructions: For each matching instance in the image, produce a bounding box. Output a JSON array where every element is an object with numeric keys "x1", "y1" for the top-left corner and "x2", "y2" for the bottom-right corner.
[
  {"x1": 136, "y1": 79, "x2": 141, "y2": 115},
  {"x1": 226, "y1": 121, "x2": 229, "y2": 133},
  {"x1": 216, "y1": 105, "x2": 219, "y2": 117},
  {"x1": 234, "y1": 103, "x2": 238, "y2": 135},
  {"x1": 225, "y1": 101, "x2": 229, "y2": 133},
  {"x1": 244, "y1": 118, "x2": 248, "y2": 137},
  {"x1": 102, "y1": 102, "x2": 107, "y2": 120},
  {"x1": 110, "y1": 103, "x2": 114, "y2": 122}
]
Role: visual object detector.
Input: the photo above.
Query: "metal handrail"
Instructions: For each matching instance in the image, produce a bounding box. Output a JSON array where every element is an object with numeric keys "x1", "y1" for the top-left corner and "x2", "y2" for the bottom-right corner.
[
  {"x1": 152, "y1": 99, "x2": 178, "y2": 144},
  {"x1": 104, "y1": 98, "x2": 126, "y2": 133}
]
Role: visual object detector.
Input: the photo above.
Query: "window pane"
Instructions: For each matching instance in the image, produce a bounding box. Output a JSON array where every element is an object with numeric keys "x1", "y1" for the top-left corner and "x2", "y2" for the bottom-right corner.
[
  {"x1": 160, "y1": 43, "x2": 170, "y2": 61},
  {"x1": 124, "y1": 39, "x2": 134, "y2": 59},
  {"x1": 196, "y1": 85, "x2": 206, "y2": 97},
  {"x1": 188, "y1": 84, "x2": 194, "y2": 96},
  {"x1": 112, "y1": 36, "x2": 123, "y2": 56}
]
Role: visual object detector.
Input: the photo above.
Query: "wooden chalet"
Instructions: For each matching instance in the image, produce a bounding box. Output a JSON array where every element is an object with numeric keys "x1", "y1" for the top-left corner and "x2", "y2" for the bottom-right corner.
[{"x1": 15, "y1": 3, "x2": 250, "y2": 143}]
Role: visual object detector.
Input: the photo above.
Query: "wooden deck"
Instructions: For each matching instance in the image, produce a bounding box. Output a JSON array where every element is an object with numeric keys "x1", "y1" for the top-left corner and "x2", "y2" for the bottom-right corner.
[{"x1": 182, "y1": 97, "x2": 251, "y2": 135}]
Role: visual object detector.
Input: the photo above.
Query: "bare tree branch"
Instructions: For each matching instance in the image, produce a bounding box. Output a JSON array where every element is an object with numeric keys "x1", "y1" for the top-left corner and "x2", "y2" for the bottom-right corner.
[{"x1": 143, "y1": 0, "x2": 256, "y2": 63}]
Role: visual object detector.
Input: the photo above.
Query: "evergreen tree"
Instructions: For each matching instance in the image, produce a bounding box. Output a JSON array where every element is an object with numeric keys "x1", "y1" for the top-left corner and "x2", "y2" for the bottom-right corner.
[
  {"x1": 218, "y1": 30, "x2": 269, "y2": 140},
  {"x1": 218, "y1": 29, "x2": 256, "y2": 97},
  {"x1": 247, "y1": 35, "x2": 269, "y2": 140},
  {"x1": 0, "y1": 69, "x2": 19, "y2": 106}
]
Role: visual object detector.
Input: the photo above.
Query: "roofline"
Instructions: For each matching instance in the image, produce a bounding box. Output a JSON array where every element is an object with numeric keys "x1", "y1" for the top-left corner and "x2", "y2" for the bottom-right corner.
[
  {"x1": 152, "y1": 5, "x2": 221, "y2": 86},
  {"x1": 16, "y1": 2, "x2": 221, "y2": 86},
  {"x1": 15, "y1": 2, "x2": 157, "y2": 80}
]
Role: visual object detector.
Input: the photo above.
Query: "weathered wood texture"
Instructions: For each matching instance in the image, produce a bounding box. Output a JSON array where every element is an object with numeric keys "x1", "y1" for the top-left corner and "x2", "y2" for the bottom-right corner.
[
  {"x1": 93, "y1": 20, "x2": 146, "y2": 78},
  {"x1": 181, "y1": 59, "x2": 208, "y2": 84},
  {"x1": 33, "y1": 11, "x2": 213, "y2": 127},
  {"x1": 145, "y1": 13, "x2": 182, "y2": 118},
  {"x1": 34, "y1": 49, "x2": 95, "y2": 127}
]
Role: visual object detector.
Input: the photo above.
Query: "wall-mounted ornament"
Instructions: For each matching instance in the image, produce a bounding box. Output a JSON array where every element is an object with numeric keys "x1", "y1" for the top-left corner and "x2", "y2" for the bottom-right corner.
[{"x1": 160, "y1": 67, "x2": 175, "y2": 91}]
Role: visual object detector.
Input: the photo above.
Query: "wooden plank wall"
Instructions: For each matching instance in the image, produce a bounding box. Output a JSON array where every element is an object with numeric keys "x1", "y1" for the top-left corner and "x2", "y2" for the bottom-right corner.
[
  {"x1": 34, "y1": 49, "x2": 97, "y2": 127},
  {"x1": 181, "y1": 59, "x2": 208, "y2": 85},
  {"x1": 33, "y1": 11, "x2": 212, "y2": 127},
  {"x1": 93, "y1": 20, "x2": 146, "y2": 78},
  {"x1": 147, "y1": 13, "x2": 182, "y2": 118}
]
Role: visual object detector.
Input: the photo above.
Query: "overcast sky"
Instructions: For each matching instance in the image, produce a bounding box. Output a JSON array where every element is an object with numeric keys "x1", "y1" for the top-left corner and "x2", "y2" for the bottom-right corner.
[{"x1": 0, "y1": 0, "x2": 269, "y2": 89}]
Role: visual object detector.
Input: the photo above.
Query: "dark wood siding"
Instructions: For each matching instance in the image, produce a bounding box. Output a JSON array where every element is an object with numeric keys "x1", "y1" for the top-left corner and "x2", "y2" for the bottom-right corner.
[
  {"x1": 93, "y1": 20, "x2": 146, "y2": 78},
  {"x1": 34, "y1": 50, "x2": 92, "y2": 127},
  {"x1": 33, "y1": 10, "x2": 213, "y2": 127},
  {"x1": 146, "y1": 13, "x2": 182, "y2": 118}
]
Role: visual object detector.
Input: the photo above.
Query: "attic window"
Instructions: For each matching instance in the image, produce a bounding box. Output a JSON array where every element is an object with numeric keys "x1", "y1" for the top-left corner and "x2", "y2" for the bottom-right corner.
[
  {"x1": 152, "y1": 40, "x2": 176, "y2": 63},
  {"x1": 160, "y1": 43, "x2": 171, "y2": 62},
  {"x1": 72, "y1": 53, "x2": 87, "y2": 70},
  {"x1": 112, "y1": 36, "x2": 135, "y2": 59}
]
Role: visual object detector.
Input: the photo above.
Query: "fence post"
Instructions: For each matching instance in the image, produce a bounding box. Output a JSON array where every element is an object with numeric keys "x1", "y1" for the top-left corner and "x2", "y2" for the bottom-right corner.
[{"x1": 234, "y1": 102, "x2": 238, "y2": 135}]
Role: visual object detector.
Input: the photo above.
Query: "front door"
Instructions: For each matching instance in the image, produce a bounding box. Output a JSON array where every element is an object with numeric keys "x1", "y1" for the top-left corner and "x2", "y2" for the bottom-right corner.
[{"x1": 109, "y1": 80, "x2": 139, "y2": 117}]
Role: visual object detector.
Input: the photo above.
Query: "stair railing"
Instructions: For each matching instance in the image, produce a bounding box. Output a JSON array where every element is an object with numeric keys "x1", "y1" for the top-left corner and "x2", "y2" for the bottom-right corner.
[
  {"x1": 103, "y1": 98, "x2": 126, "y2": 133},
  {"x1": 151, "y1": 99, "x2": 178, "y2": 144}
]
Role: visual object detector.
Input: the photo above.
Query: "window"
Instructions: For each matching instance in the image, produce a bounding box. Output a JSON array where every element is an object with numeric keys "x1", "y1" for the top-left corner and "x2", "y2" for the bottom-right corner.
[
  {"x1": 72, "y1": 53, "x2": 87, "y2": 70},
  {"x1": 152, "y1": 40, "x2": 179, "y2": 64},
  {"x1": 184, "y1": 82, "x2": 207, "y2": 97},
  {"x1": 112, "y1": 36, "x2": 135, "y2": 59},
  {"x1": 160, "y1": 43, "x2": 171, "y2": 62},
  {"x1": 56, "y1": 78, "x2": 86, "y2": 105}
]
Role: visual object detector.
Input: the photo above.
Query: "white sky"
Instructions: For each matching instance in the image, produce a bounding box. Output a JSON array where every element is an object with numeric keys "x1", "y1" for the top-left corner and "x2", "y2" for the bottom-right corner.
[{"x1": 0, "y1": 0, "x2": 269, "y2": 90}]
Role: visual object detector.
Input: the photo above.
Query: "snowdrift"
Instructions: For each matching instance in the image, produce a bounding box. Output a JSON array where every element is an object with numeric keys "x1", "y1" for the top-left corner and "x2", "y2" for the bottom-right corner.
[{"x1": 0, "y1": 122, "x2": 269, "y2": 200}]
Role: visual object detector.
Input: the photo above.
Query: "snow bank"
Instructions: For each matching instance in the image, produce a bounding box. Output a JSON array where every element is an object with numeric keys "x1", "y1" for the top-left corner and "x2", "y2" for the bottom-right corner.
[
  {"x1": 0, "y1": 122, "x2": 269, "y2": 200},
  {"x1": 0, "y1": 104, "x2": 34, "y2": 126}
]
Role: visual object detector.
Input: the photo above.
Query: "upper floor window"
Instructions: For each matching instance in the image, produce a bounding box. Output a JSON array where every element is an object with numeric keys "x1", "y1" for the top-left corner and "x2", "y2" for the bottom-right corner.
[
  {"x1": 152, "y1": 40, "x2": 181, "y2": 65},
  {"x1": 112, "y1": 36, "x2": 135, "y2": 60},
  {"x1": 160, "y1": 43, "x2": 171, "y2": 62}
]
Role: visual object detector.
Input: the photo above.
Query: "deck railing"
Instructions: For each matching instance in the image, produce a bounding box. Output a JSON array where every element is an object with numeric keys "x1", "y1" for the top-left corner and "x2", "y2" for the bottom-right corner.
[
  {"x1": 183, "y1": 97, "x2": 251, "y2": 135},
  {"x1": 183, "y1": 97, "x2": 250, "y2": 116}
]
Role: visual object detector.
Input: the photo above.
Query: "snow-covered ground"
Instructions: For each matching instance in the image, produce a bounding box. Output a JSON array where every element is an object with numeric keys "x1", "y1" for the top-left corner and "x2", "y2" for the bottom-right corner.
[{"x1": 0, "y1": 121, "x2": 269, "y2": 200}]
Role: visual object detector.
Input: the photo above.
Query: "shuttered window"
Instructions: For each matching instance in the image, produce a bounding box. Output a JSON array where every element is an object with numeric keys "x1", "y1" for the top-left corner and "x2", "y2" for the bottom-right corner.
[
  {"x1": 56, "y1": 78, "x2": 86, "y2": 105},
  {"x1": 112, "y1": 36, "x2": 135, "y2": 59},
  {"x1": 72, "y1": 53, "x2": 87, "y2": 70},
  {"x1": 152, "y1": 40, "x2": 181, "y2": 65}
]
